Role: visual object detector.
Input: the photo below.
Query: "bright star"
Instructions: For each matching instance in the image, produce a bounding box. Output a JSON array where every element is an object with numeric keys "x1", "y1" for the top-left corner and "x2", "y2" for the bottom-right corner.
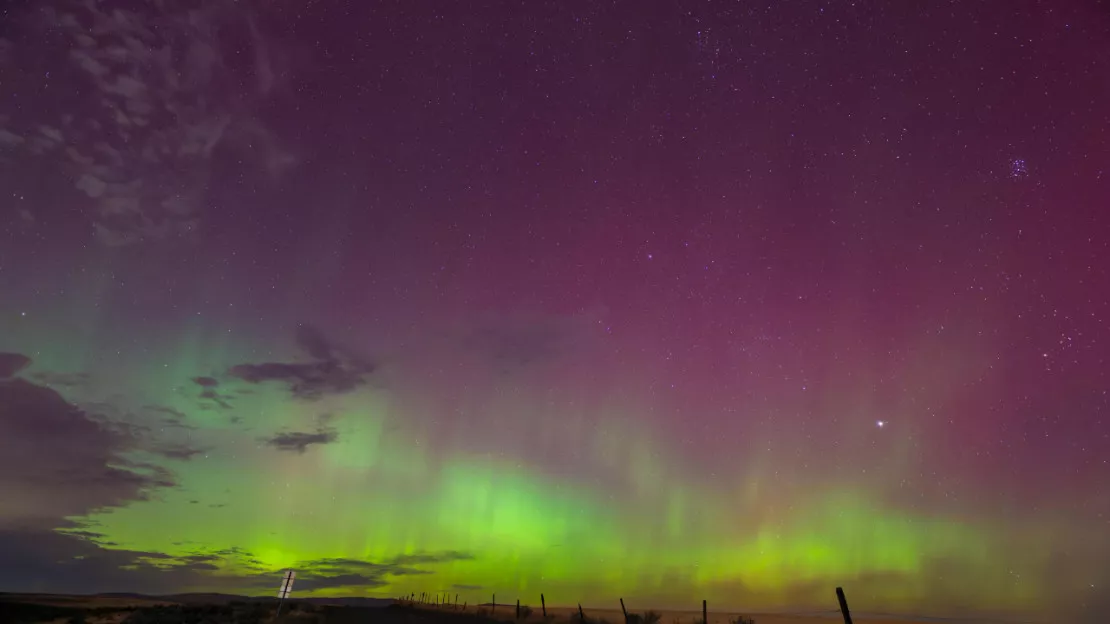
[{"x1": 876, "y1": 420, "x2": 886, "y2": 428}]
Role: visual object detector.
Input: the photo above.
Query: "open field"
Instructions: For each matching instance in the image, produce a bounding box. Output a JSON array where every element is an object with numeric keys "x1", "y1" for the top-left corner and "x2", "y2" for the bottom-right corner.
[{"x1": 0, "y1": 593, "x2": 1023, "y2": 624}]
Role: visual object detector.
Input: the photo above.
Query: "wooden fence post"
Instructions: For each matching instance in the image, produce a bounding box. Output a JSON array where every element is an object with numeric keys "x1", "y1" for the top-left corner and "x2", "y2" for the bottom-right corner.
[
  {"x1": 493, "y1": 594, "x2": 496, "y2": 614},
  {"x1": 517, "y1": 598, "x2": 521, "y2": 619},
  {"x1": 835, "y1": 587, "x2": 853, "y2": 624},
  {"x1": 578, "y1": 603, "x2": 585, "y2": 622},
  {"x1": 619, "y1": 598, "x2": 628, "y2": 624},
  {"x1": 703, "y1": 600, "x2": 707, "y2": 624},
  {"x1": 541, "y1": 594, "x2": 546, "y2": 617},
  {"x1": 456, "y1": 594, "x2": 459, "y2": 609}
]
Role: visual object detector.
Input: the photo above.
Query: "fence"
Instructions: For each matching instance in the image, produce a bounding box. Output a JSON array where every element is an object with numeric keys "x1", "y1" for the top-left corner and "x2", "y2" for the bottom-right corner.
[{"x1": 397, "y1": 585, "x2": 855, "y2": 624}]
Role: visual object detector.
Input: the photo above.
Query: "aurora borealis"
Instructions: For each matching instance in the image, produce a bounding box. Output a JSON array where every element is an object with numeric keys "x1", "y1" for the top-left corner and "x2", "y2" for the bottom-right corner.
[{"x1": 1, "y1": 0, "x2": 1109, "y2": 621}]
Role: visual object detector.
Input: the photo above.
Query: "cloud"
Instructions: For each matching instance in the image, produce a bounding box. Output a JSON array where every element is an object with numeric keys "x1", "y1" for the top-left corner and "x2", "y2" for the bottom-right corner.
[
  {"x1": 142, "y1": 404, "x2": 195, "y2": 429},
  {"x1": 264, "y1": 429, "x2": 338, "y2": 453},
  {"x1": 187, "y1": 375, "x2": 235, "y2": 409},
  {"x1": 0, "y1": 359, "x2": 175, "y2": 530},
  {"x1": 0, "y1": 530, "x2": 274, "y2": 595},
  {"x1": 388, "y1": 551, "x2": 475, "y2": 565},
  {"x1": 0, "y1": 524, "x2": 473, "y2": 596},
  {"x1": 0, "y1": 352, "x2": 31, "y2": 377},
  {"x1": 228, "y1": 324, "x2": 376, "y2": 400},
  {"x1": 30, "y1": 370, "x2": 91, "y2": 387},
  {"x1": 229, "y1": 361, "x2": 365, "y2": 398},
  {"x1": 1, "y1": 1, "x2": 295, "y2": 246},
  {"x1": 295, "y1": 573, "x2": 391, "y2": 591},
  {"x1": 153, "y1": 444, "x2": 206, "y2": 461},
  {"x1": 289, "y1": 551, "x2": 476, "y2": 592},
  {"x1": 198, "y1": 387, "x2": 234, "y2": 410}
]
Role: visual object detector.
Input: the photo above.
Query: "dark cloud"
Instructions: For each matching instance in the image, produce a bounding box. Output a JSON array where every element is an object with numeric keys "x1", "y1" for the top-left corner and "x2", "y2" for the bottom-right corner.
[
  {"x1": 298, "y1": 557, "x2": 425, "y2": 577},
  {"x1": 143, "y1": 404, "x2": 194, "y2": 429},
  {"x1": 264, "y1": 429, "x2": 338, "y2": 453},
  {"x1": 57, "y1": 529, "x2": 106, "y2": 542},
  {"x1": 192, "y1": 376, "x2": 220, "y2": 388},
  {"x1": 0, "y1": 523, "x2": 472, "y2": 596},
  {"x1": 290, "y1": 551, "x2": 476, "y2": 592},
  {"x1": 388, "y1": 551, "x2": 475, "y2": 565},
  {"x1": 294, "y1": 573, "x2": 389, "y2": 591},
  {"x1": 228, "y1": 324, "x2": 375, "y2": 400},
  {"x1": 0, "y1": 371, "x2": 174, "y2": 530},
  {"x1": 198, "y1": 387, "x2": 234, "y2": 410},
  {"x1": 30, "y1": 371, "x2": 90, "y2": 387},
  {"x1": 228, "y1": 361, "x2": 364, "y2": 398},
  {"x1": 0, "y1": 352, "x2": 31, "y2": 378},
  {"x1": 153, "y1": 444, "x2": 206, "y2": 461},
  {"x1": 0, "y1": 530, "x2": 265, "y2": 595}
]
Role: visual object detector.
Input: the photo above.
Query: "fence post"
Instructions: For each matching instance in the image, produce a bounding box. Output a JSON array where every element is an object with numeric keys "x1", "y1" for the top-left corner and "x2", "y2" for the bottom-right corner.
[
  {"x1": 541, "y1": 594, "x2": 546, "y2": 617},
  {"x1": 619, "y1": 598, "x2": 628, "y2": 624},
  {"x1": 493, "y1": 594, "x2": 496, "y2": 614},
  {"x1": 835, "y1": 587, "x2": 853, "y2": 624},
  {"x1": 703, "y1": 600, "x2": 707, "y2": 624},
  {"x1": 579, "y1": 603, "x2": 585, "y2": 622},
  {"x1": 517, "y1": 599, "x2": 521, "y2": 619}
]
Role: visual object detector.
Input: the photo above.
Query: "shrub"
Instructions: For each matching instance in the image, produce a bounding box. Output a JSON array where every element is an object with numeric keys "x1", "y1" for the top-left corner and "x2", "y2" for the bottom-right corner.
[
  {"x1": 519, "y1": 605, "x2": 534, "y2": 619},
  {"x1": 642, "y1": 611, "x2": 661, "y2": 624}
]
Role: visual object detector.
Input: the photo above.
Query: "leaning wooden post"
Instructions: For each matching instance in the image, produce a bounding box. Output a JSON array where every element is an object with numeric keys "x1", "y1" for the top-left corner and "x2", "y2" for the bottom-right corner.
[
  {"x1": 541, "y1": 594, "x2": 546, "y2": 617},
  {"x1": 493, "y1": 594, "x2": 496, "y2": 614},
  {"x1": 619, "y1": 598, "x2": 628, "y2": 624},
  {"x1": 835, "y1": 587, "x2": 853, "y2": 624},
  {"x1": 578, "y1": 603, "x2": 585, "y2": 622},
  {"x1": 702, "y1": 599, "x2": 707, "y2": 624},
  {"x1": 517, "y1": 599, "x2": 521, "y2": 619}
]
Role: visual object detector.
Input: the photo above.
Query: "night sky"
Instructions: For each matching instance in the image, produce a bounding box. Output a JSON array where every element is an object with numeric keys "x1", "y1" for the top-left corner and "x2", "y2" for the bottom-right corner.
[{"x1": 1, "y1": 0, "x2": 1108, "y2": 621}]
